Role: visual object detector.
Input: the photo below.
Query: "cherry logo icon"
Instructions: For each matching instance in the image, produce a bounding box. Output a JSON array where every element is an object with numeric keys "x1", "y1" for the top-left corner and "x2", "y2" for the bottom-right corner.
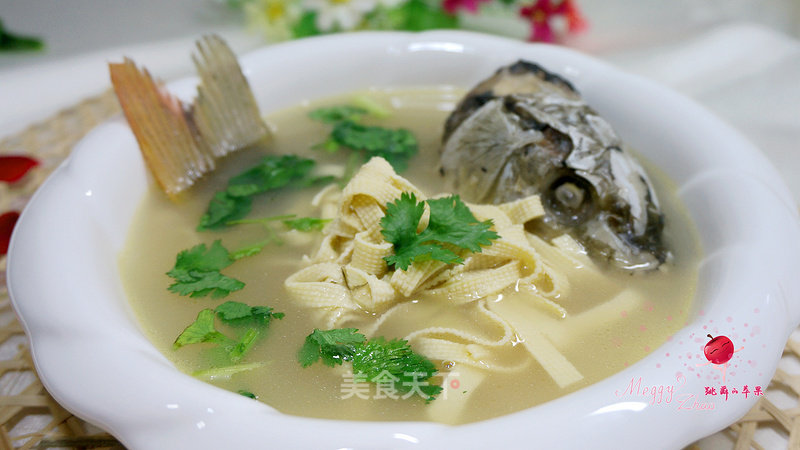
[{"x1": 704, "y1": 334, "x2": 734, "y2": 365}]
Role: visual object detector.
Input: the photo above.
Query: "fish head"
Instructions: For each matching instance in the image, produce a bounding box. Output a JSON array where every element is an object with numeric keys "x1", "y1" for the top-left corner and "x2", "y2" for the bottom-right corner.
[{"x1": 440, "y1": 61, "x2": 670, "y2": 272}]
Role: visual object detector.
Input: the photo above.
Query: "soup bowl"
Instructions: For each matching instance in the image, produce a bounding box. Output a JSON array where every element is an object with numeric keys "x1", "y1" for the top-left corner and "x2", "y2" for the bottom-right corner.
[{"x1": 7, "y1": 31, "x2": 800, "y2": 449}]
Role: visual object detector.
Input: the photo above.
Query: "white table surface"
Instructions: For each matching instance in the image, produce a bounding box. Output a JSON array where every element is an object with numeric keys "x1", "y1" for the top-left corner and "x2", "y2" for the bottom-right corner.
[{"x1": 1, "y1": 1, "x2": 799, "y2": 448}]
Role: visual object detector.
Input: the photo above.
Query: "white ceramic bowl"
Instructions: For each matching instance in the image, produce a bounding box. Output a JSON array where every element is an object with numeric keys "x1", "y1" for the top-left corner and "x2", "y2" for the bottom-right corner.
[{"x1": 8, "y1": 31, "x2": 800, "y2": 449}]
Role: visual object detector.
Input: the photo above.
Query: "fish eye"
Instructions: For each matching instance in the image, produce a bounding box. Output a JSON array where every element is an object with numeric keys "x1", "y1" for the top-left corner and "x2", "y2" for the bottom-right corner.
[
  {"x1": 543, "y1": 173, "x2": 596, "y2": 227},
  {"x1": 554, "y1": 182, "x2": 584, "y2": 210}
]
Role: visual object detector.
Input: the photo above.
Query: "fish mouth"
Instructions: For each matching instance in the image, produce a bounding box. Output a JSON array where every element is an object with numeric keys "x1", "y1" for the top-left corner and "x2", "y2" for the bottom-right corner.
[{"x1": 540, "y1": 169, "x2": 598, "y2": 228}]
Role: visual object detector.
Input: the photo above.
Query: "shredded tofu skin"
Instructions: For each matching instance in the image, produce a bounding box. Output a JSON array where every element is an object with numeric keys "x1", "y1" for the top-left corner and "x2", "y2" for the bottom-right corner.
[{"x1": 284, "y1": 157, "x2": 585, "y2": 405}]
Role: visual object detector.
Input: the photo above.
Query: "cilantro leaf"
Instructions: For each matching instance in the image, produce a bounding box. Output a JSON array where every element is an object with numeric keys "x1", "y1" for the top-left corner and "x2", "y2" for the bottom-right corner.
[
  {"x1": 298, "y1": 328, "x2": 442, "y2": 401},
  {"x1": 166, "y1": 271, "x2": 246, "y2": 298},
  {"x1": 215, "y1": 301, "x2": 284, "y2": 326},
  {"x1": 175, "y1": 302, "x2": 283, "y2": 363},
  {"x1": 309, "y1": 105, "x2": 368, "y2": 124},
  {"x1": 330, "y1": 120, "x2": 417, "y2": 172},
  {"x1": 298, "y1": 328, "x2": 366, "y2": 367},
  {"x1": 226, "y1": 155, "x2": 316, "y2": 197},
  {"x1": 424, "y1": 196, "x2": 498, "y2": 252},
  {"x1": 353, "y1": 337, "x2": 442, "y2": 400},
  {"x1": 167, "y1": 241, "x2": 245, "y2": 298},
  {"x1": 174, "y1": 309, "x2": 233, "y2": 349},
  {"x1": 381, "y1": 193, "x2": 499, "y2": 270},
  {"x1": 308, "y1": 101, "x2": 417, "y2": 172},
  {"x1": 198, "y1": 155, "x2": 320, "y2": 231},
  {"x1": 380, "y1": 192, "x2": 425, "y2": 248},
  {"x1": 214, "y1": 301, "x2": 253, "y2": 321},
  {"x1": 198, "y1": 192, "x2": 252, "y2": 231},
  {"x1": 173, "y1": 239, "x2": 232, "y2": 272}
]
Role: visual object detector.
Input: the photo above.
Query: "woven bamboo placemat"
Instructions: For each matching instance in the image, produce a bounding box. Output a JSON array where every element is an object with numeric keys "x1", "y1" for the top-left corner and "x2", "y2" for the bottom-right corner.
[{"x1": 0, "y1": 90, "x2": 798, "y2": 450}]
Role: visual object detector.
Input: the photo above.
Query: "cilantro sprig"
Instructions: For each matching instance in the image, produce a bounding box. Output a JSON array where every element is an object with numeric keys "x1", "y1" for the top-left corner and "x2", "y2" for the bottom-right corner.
[
  {"x1": 167, "y1": 240, "x2": 244, "y2": 298},
  {"x1": 309, "y1": 104, "x2": 418, "y2": 173},
  {"x1": 174, "y1": 301, "x2": 284, "y2": 363},
  {"x1": 380, "y1": 192, "x2": 500, "y2": 271},
  {"x1": 198, "y1": 155, "x2": 331, "y2": 231},
  {"x1": 298, "y1": 328, "x2": 442, "y2": 401}
]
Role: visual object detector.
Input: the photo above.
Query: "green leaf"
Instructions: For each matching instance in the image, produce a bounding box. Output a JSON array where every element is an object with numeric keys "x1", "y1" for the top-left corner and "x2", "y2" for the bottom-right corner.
[
  {"x1": 174, "y1": 309, "x2": 233, "y2": 349},
  {"x1": 353, "y1": 337, "x2": 442, "y2": 400},
  {"x1": 167, "y1": 241, "x2": 245, "y2": 298},
  {"x1": 214, "y1": 301, "x2": 253, "y2": 321},
  {"x1": 227, "y1": 155, "x2": 316, "y2": 196},
  {"x1": 384, "y1": 242, "x2": 461, "y2": 270},
  {"x1": 298, "y1": 328, "x2": 366, "y2": 367},
  {"x1": 298, "y1": 329, "x2": 443, "y2": 401},
  {"x1": 176, "y1": 302, "x2": 283, "y2": 362},
  {"x1": 167, "y1": 271, "x2": 246, "y2": 298},
  {"x1": 172, "y1": 240, "x2": 233, "y2": 272},
  {"x1": 199, "y1": 155, "x2": 319, "y2": 231},
  {"x1": 309, "y1": 105, "x2": 368, "y2": 124},
  {"x1": 424, "y1": 195, "x2": 499, "y2": 252},
  {"x1": 380, "y1": 192, "x2": 425, "y2": 250},
  {"x1": 198, "y1": 191, "x2": 252, "y2": 231},
  {"x1": 329, "y1": 120, "x2": 417, "y2": 172},
  {"x1": 380, "y1": 193, "x2": 499, "y2": 270},
  {"x1": 215, "y1": 301, "x2": 284, "y2": 327}
]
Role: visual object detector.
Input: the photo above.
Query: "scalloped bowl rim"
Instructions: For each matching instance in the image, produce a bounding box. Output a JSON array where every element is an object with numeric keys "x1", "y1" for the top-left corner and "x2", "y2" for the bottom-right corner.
[{"x1": 7, "y1": 30, "x2": 800, "y2": 449}]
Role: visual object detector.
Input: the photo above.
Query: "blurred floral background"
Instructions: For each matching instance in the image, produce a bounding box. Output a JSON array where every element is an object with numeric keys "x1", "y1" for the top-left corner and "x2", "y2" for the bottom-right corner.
[{"x1": 233, "y1": 0, "x2": 587, "y2": 43}]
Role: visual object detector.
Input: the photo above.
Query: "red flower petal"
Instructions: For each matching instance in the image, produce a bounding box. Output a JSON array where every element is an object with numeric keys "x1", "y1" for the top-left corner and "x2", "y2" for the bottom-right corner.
[
  {"x1": 0, "y1": 211, "x2": 20, "y2": 255},
  {"x1": 0, "y1": 156, "x2": 40, "y2": 183}
]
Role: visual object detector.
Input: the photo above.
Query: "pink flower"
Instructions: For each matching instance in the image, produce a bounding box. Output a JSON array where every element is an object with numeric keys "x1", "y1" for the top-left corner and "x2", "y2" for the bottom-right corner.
[
  {"x1": 519, "y1": 0, "x2": 587, "y2": 42},
  {"x1": 442, "y1": 0, "x2": 489, "y2": 15}
]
